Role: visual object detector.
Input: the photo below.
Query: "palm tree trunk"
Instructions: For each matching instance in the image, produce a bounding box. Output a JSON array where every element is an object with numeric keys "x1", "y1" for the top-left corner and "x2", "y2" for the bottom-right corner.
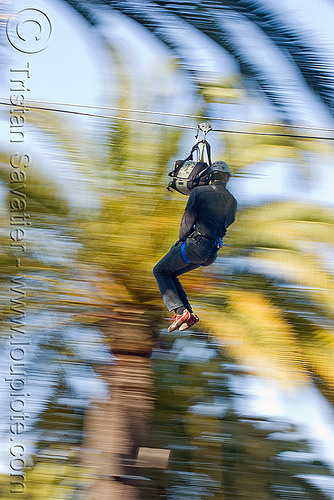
[{"x1": 81, "y1": 308, "x2": 155, "y2": 500}]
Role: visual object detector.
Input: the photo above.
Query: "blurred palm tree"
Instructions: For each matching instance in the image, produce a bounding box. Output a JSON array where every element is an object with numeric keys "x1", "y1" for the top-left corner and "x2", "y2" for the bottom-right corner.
[
  {"x1": 74, "y1": 108, "x2": 334, "y2": 394},
  {"x1": 56, "y1": 2, "x2": 334, "y2": 394},
  {"x1": 2, "y1": 2, "x2": 334, "y2": 495},
  {"x1": 63, "y1": 0, "x2": 334, "y2": 125},
  {"x1": 2, "y1": 0, "x2": 334, "y2": 400},
  {"x1": 0, "y1": 109, "x2": 112, "y2": 498}
]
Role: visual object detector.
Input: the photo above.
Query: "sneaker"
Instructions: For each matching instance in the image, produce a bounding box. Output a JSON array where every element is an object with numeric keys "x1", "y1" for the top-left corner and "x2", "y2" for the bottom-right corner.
[
  {"x1": 179, "y1": 313, "x2": 199, "y2": 331},
  {"x1": 168, "y1": 309, "x2": 191, "y2": 333}
]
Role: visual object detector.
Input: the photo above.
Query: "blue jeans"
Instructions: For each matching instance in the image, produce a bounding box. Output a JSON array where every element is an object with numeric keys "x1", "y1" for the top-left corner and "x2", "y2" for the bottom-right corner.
[{"x1": 153, "y1": 236, "x2": 217, "y2": 312}]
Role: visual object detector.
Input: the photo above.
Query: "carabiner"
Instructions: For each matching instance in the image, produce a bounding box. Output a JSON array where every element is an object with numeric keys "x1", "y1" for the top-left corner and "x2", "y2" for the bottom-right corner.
[{"x1": 198, "y1": 122, "x2": 212, "y2": 141}]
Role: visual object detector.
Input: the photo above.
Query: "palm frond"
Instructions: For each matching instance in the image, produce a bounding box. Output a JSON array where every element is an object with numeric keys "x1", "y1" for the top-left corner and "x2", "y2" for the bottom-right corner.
[{"x1": 200, "y1": 289, "x2": 308, "y2": 384}]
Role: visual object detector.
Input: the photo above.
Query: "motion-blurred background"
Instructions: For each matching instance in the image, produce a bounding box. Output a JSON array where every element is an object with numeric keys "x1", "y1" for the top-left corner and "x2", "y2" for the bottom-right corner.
[{"x1": 1, "y1": 0, "x2": 334, "y2": 498}]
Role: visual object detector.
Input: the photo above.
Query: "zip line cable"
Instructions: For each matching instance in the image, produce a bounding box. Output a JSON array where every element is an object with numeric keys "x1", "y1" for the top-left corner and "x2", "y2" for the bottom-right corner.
[
  {"x1": 1, "y1": 99, "x2": 334, "y2": 141},
  {"x1": 2, "y1": 96, "x2": 334, "y2": 133}
]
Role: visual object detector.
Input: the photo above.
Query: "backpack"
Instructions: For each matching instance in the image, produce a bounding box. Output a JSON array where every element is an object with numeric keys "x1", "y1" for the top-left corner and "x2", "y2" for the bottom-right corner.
[{"x1": 167, "y1": 140, "x2": 212, "y2": 195}]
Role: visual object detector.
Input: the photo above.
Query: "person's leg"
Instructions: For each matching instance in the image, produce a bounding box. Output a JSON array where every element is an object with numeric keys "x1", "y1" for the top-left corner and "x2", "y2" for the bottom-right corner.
[
  {"x1": 170, "y1": 259, "x2": 201, "y2": 312},
  {"x1": 153, "y1": 243, "x2": 198, "y2": 312},
  {"x1": 171, "y1": 274, "x2": 193, "y2": 313}
]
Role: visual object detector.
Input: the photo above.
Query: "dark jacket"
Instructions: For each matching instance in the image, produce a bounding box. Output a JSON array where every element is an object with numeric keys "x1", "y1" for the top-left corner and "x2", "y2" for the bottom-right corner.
[{"x1": 179, "y1": 181, "x2": 237, "y2": 242}]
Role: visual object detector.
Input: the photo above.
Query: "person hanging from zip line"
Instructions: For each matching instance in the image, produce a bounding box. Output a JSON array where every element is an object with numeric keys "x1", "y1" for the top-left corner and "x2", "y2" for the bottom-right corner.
[{"x1": 153, "y1": 161, "x2": 237, "y2": 332}]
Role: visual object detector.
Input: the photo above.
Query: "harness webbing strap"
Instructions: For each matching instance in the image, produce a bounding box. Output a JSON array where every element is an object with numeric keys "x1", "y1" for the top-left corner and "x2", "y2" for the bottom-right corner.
[
  {"x1": 187, "y1": 139, "x2": 212, "y2": 166},
  {"x1": 180, "y1": 241, "x2": 190, "y2": 264}
]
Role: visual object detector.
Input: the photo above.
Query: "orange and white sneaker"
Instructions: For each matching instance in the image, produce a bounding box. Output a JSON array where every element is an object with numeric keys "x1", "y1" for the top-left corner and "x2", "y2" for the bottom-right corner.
[
  {"x1": 179, "y1": 313, "x2": 199, "y2": 331},
  {"x1": 168, "y1": 309, "x2": 191, "y2": 332}
]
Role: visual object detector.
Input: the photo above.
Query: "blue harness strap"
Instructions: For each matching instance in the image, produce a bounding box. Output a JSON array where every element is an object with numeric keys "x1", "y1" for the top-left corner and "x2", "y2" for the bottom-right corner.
[{"x1": 180, "y1": 241, "x2": 190, "y2": 264}]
